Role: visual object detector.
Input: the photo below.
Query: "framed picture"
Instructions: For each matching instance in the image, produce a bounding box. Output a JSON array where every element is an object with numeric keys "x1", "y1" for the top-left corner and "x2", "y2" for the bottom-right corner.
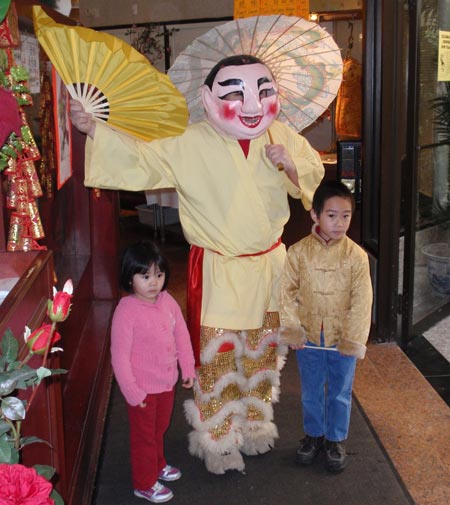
[{"x1": 52, "y1": 66, "x2": 72, "y2": 189}]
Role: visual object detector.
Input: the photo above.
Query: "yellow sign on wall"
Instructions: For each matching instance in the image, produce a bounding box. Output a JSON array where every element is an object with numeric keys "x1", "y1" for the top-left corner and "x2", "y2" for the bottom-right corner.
[
  {"x1": 438, "y1": 30, "x2": 450, "y2": 81},
  {"x1": 234, "y1": 0, "x2": 310, "y2": 19}
]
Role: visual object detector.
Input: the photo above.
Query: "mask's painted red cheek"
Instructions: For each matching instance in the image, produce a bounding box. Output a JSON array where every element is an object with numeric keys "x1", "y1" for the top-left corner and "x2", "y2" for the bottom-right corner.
[
  {"x1": 220, "y1": 102, "x2": 237, "y2": 120},
  {"x1": 268, "y1": 102, "x2": 279, "y2": 116}
]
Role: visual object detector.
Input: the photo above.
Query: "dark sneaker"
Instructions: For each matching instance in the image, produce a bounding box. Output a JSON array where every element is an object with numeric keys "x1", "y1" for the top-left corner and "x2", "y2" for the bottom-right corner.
[
  {"x1": 324, "y1": 440, "x2": 347, "y2": 473},
  {"x1": 295, "y1": 435, "x2": 324, "y2": 465}
]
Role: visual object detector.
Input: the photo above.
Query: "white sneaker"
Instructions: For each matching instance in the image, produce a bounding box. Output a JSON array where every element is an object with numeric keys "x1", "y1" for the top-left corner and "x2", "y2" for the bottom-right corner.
[
  {"x1": 134, "y1": 481, "x2": 173, "y2": 503},
  {"x1": 158, "y1": 464, "x2": 181, "y2": 481}
]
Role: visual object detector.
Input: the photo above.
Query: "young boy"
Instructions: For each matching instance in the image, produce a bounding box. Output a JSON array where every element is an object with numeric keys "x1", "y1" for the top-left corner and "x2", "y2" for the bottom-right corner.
[{"x1": 279, "y1": 180, "x2": 373, "y2": 473}]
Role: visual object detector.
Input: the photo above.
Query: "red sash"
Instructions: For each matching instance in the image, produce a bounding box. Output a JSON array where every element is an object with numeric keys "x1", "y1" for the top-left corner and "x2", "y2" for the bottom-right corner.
[{"x1": 187, "y1": 238, "x2": 282, "y2": 366}]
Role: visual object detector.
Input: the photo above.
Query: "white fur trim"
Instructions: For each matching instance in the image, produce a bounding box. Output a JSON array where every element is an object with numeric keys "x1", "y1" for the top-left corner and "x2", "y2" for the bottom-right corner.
[
  {"x1": 245, "y1": 368, "x2": 280, "y2": 390},
  {"x1": 204, "y1": 447, "x2": 245, "y2": 474},
  {"x1": 241, "y1": 396, "x2": 275, "y2": 422},
  {"x1": 188, "y1": 425, "x2": 244, "y2": 457},
  {"x1": 240, "y1": 328, "x2": 282, "y2": 357},
  {"x1": 194, "y1": 369, "x2": 248, "y2": 401},
  {"x1": 240, "y1": 421, "x2": 279, "y2": 456},
  {"x1": 184, "y1": 398, "x2": 246, "y2": 432},
  {"x1": 200, "y1": 330, "x2": 244, "y2": 364}
]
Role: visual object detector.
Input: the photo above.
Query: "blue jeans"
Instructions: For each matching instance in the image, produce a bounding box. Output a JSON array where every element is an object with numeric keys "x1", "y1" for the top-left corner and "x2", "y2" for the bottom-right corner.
[{"x1": 296, "y1": 336, "x2": 357, "y2": 442}]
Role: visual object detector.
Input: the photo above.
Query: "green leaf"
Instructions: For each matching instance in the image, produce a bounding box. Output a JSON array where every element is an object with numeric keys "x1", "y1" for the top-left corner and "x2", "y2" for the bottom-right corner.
[
  {"x1": 0, "y1": 437, "x2": 12, "y2": 463},
  {"x1": 0, "y1": 377, "x2": 16, "y2": 396},
  {"x1": 0, "y1": 421, "x2": 10, "y2": 436},
  {"x1": 10, "y1": 66, "x2": 29, "y2": 82},
  {"x1": 36, "y1": 367, "x2": 52, "y2": 382},
  {"x1": 9, "y1": 447, "x2": 19, "y2": 464},
  {"x1": 49, "y1": 368, "x2": 68, "y2": 376},
  {"x1": 34, "y1": 464, "x2": 56, "y2": 480},
  {"x1": 1, "y1": 329, "x2": 19, "y2": 364},
  {"x1": 1, "y1": 396, "x2": 26, "y2": 421},
  {"x1": 20, "y1": 435, "x2": 51, "y2": 448},
  {"x1": 0, "y1": 367, "x2": 38, "y2": 381},
  {"x1": 0, "y1": 368, "x2": 37, "y2": 391},
  {"x1": 50, "y1": 488, "x2": 65, "y2": 505}
]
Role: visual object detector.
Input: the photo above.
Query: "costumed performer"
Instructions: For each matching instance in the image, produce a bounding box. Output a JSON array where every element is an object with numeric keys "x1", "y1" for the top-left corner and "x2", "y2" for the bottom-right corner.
[{"x1": 70, "y1": 54, "x2": 325, "y2": 475}]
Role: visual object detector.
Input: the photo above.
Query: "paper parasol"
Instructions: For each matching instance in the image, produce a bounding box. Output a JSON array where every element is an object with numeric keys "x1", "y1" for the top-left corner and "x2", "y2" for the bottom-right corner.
[
  {"x1": 33, "y1": 6, "x2": 188, "y2": 141},
  {"x1": 168, "y1": 15, "x2": 343, "y2": 133}
]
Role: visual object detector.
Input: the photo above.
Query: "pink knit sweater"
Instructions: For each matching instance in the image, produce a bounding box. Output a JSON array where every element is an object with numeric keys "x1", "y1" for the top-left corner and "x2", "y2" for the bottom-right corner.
[{"x1": 111, "y1": 291, "x2": 196, "y2": 406}]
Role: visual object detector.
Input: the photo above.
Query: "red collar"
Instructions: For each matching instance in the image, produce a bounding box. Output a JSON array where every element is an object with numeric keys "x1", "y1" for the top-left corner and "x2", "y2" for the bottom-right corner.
[{"x1": 238, "y1": 139, "x2": 251, "y2": 158}]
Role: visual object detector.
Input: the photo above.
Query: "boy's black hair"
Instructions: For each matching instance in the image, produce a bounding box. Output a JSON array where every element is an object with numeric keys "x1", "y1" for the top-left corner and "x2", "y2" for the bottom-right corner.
[
  {"x1": 119, "y1": 240, "x2": 170, "y2": 293},
  {"x1": 312, "y1": 180, "x2": 355, "y2": 216},
  {"x1": 204, "y1": 54, "x2": 267, "y2": 90}
]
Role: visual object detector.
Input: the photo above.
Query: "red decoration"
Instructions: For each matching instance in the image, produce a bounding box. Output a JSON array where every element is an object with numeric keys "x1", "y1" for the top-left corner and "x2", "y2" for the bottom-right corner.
[{"x1": 0, "y1": 87, "x2": 21, "y2": 144}]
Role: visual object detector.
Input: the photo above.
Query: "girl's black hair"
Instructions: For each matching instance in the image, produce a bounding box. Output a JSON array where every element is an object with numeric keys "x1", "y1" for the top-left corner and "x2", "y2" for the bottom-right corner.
[
  {"x1": 204, "y1": 54, "x2": 266, "y2": 90},
  {"x1": 119, "y1": 241, "x2": 170, "y2": 293},
  {"x1": 312, "y1": 180, "x2": 355, "y2": 216}
]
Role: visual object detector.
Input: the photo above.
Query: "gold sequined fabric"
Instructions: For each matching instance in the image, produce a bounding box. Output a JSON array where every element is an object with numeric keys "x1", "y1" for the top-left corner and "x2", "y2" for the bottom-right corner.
[
  {"x1": 196, "y1": 384, "x2": 241, "y2": 420},
  {"x1": 192, "y1": 312, "x2": 281, "y2": 441},
  {"x1": 197, "y1": 349, "x2": 237, "y2": 393}
]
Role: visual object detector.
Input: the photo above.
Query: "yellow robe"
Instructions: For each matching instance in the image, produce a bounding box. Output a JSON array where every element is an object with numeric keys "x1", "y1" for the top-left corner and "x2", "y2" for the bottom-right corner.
[{"x1": 84, "y1": 120, "x2": 324, "y2": 330}]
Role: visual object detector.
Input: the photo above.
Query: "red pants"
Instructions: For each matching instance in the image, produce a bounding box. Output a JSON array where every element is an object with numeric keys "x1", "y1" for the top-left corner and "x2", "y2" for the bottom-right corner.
[{"x1": 127, "y1": 389, "x2": 175, "y2": 490}]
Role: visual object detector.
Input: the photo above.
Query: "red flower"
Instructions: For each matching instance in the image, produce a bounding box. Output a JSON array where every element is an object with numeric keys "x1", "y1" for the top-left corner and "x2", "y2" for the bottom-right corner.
[
  {"x1": 26, "y1": 325, "x2": 61, "y2": 355},
  {"x1": 47, "y1": 279, "x2": 73, "y2": 323},
  {"x1": 0, "y1": 463, "x2": 54, "y2": 504}
]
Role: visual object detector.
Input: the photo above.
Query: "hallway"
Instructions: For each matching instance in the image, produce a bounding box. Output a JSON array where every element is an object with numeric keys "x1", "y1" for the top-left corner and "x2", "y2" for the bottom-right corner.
[{"x1": 92, "y1": 216, "x2": 450, "y2": 505}]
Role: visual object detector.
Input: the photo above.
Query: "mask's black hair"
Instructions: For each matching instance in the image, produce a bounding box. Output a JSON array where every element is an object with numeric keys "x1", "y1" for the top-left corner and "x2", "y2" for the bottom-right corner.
[{"x1": 204, "y1": 54, "x2": 267, "y2": 90}]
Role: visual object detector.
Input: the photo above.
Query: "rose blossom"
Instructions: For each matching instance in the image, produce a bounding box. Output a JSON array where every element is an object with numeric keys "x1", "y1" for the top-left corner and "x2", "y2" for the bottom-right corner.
[
  {"x1": 47, "y1": 279, "x2": 73, "y2": 323},
  {"x1": 0, "y1": 463, "x2": 54, "y2": 504},
  {"x1": 25, "y1": 324, "x2": 61, "y2": 355}
]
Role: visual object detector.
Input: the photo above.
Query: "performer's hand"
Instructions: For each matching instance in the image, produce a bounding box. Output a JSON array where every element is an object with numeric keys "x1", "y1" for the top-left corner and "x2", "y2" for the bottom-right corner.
[
  {"x1": 139, "y1": 401, "x2": 147, "y2": 408},
  {"x1": 70, "y1": 99, "x2": 96, "y2": 139},
  {"x1": 265, "y1": 144, "x2": 298, "y2": 186},
  {"x1": 182, "y1": 377, "x2": 195, "y2": 389}
]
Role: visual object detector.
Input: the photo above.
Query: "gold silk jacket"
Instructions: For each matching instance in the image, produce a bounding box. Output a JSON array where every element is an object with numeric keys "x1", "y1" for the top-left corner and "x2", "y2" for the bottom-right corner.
[{"x1": 279, "y1": 225, "x2": 373, "y2": 359}]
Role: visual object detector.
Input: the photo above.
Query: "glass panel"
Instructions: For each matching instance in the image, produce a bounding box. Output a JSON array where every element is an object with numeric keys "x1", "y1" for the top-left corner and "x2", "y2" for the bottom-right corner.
[{"x1": 413, "y1": 0, "x2": 450, "y2": 324}]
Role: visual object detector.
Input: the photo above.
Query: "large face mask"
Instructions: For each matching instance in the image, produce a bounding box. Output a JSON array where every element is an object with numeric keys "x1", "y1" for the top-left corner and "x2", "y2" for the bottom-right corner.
[{"x1": 201, "y1": 63, "x2": 281, "y2": 140}]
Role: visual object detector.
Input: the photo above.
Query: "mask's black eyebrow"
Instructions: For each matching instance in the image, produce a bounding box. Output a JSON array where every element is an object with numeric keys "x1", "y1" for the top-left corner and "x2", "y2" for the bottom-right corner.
[
  {"x1": 258, "y1": 77, "x2": 272, "y2": 87},
  {"x1": 218, "y1": 78, "x2": 244, "y2": 87}
]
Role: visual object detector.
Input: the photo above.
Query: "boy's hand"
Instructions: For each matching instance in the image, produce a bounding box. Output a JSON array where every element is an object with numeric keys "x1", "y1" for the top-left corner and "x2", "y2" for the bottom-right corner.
[
  {"x1": 70, "y1": 99, "x2": 96, "y2": 139},
  {"x1": 139, "y1": 401, "x2": 147, "y2": 408},
  {"x1": 290, "y1": 343, "x2": 306, "y2": 350},
  {"x1": 279, "y1": 325, "x2": 307, "y2": 347},
  {"x1": 182, "y1": 377, "x2": 195, "y2": 389}
]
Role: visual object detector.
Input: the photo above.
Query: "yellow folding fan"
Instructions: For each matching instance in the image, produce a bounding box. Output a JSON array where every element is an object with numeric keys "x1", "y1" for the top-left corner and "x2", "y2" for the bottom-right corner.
[{"x1": 32, "y1": 6, "x2": 188, "y2": 141}]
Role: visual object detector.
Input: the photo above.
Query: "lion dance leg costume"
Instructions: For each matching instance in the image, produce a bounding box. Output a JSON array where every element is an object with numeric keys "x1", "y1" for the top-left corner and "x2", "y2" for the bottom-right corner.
[{"x1": 185, "y1": 312, "x2": 287, "y2": 474}]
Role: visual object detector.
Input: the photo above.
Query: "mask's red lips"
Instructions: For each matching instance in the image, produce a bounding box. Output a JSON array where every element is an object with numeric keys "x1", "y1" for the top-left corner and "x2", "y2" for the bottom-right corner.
[{"x1": 239, "y1": 116, "x2": 262, "y2": 128}]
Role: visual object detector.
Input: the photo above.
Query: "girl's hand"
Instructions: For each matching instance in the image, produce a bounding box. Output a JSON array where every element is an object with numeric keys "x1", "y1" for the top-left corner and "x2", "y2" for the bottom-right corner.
[
  {"x1": 139, "y1": 401, "x2": 147, "y2": 408},
  {"x1": 182, "y1": 377, "x2": 195, "y2": 389}
]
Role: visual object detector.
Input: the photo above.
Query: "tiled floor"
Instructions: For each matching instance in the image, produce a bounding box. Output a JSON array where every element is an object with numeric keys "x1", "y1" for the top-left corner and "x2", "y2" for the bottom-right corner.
[{"x1": 353, "y1": 343, "x2": 450, "y2": 505}]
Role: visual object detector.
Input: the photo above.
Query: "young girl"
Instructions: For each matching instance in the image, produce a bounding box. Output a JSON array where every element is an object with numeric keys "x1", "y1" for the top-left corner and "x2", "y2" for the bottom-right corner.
[{"x1": 111, "y1": 241, "x2": 196, "y2": 503}]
